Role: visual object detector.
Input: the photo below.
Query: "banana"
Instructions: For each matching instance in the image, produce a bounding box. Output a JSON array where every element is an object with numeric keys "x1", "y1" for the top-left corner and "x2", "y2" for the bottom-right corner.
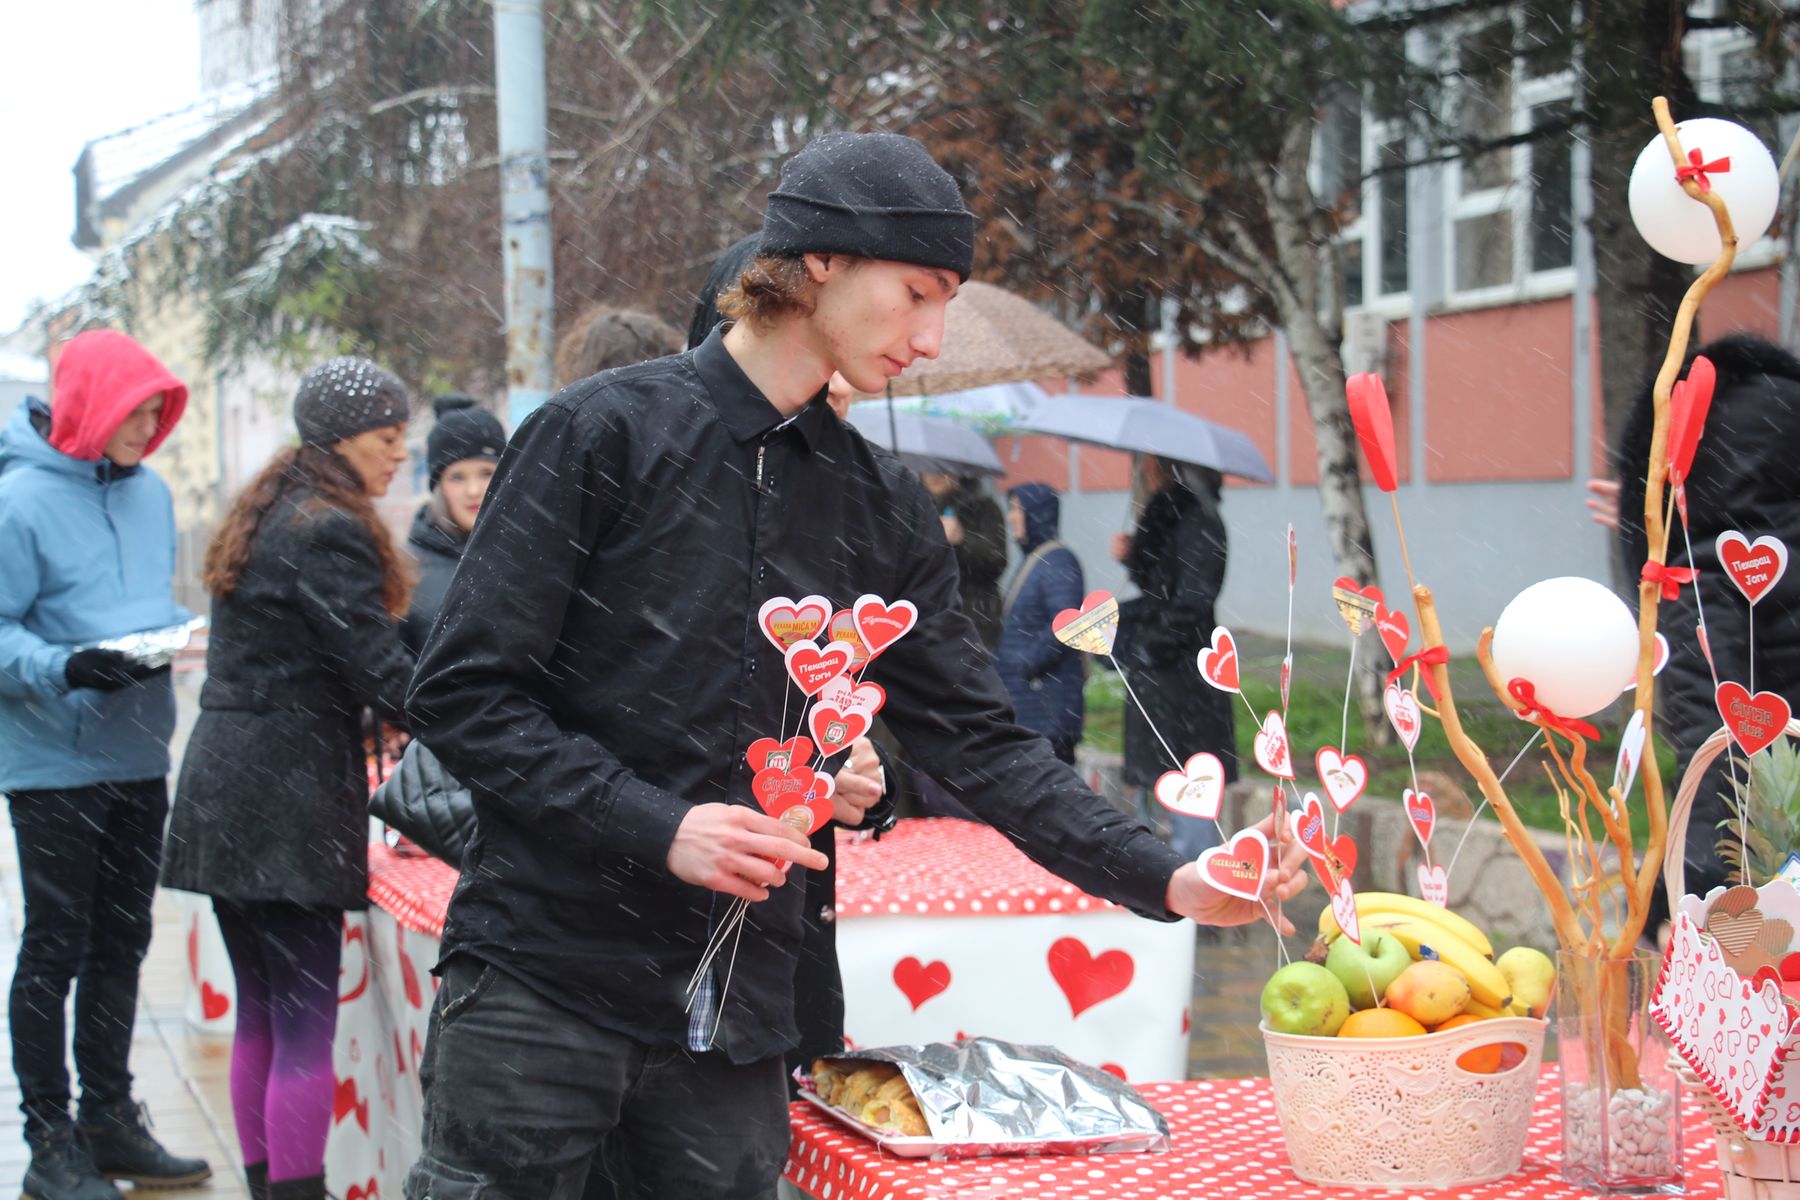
[
  {"x1": 1360, "y1": 915, "x2": 1512, "y2": 1009},
  {"x1": 1320, "y1": 892, "x2": 1495, "y2": 959},
  {"x1": 1461, "y1": 997, "x2": 1530, "y2": 1019}
]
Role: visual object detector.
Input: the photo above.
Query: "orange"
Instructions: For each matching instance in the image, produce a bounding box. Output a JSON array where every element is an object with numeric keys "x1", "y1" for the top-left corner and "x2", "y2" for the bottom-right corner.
[
  {"x1": 1337, "y1": 1008, "x2": 1428, "y2": 1038},
  {"x1": 1432, "y1": 1013, "x2": 1502, "y2": 1073}
]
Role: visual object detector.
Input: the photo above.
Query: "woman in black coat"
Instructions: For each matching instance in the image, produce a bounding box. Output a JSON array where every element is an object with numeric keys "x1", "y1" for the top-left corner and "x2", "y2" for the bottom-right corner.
[
  {"x1": 1114, "y1": 456, "x2": 1238, "y2": 858},
  {"x1": 400, "y1": 395, "x2": 505, "y2": 655},
  {"x1": 1610, "y1": 333, "x2": 1800, "y2": 906},
  {"x1": 163, "y1": 358, "x2": 415, "y2": 1200}
]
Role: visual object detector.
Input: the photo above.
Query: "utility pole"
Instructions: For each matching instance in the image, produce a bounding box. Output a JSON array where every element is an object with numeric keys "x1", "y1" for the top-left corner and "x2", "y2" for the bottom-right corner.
[{"x1": 493, "y1": 0, "x2": 554, "y2": 426}]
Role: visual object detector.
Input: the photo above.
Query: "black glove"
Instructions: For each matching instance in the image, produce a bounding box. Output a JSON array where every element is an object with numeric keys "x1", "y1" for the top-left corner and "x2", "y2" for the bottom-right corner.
[{"x1": 64, "y1": 649, "x2": 162, "y2": 693}]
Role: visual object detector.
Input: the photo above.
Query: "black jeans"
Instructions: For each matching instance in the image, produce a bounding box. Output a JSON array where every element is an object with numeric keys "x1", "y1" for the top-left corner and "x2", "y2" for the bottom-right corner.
[
  {"x1": 405, "y1": 955, "x2": 790, "y2": 1200},
  {"x1": 5, "y1": 779, "x2": 166, "y2": 1134}
]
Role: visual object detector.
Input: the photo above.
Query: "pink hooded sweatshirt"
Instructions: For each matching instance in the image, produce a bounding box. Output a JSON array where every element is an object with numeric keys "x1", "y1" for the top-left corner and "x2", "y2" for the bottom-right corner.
[{"x1": 48, "y1": 330, "x2": 188, "y2": 461}]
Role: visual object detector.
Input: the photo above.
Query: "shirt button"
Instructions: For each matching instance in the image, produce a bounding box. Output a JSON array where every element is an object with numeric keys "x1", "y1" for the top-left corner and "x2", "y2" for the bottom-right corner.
[
  {"x1": 817, "y1": 906, "x2": 836, "y2": 924},
  {"x1": 748, "y1": 660, "x2": 758, "y2": 674}
]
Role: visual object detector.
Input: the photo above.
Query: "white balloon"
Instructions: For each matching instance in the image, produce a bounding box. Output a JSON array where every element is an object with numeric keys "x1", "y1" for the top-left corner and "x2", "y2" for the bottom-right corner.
[
  {"x1": 1491, "y1": 577, "x2": 1639, "y2": 719},
  {"x1": 1629, "y1": 118, "x2": 1779, "y2": 265}
]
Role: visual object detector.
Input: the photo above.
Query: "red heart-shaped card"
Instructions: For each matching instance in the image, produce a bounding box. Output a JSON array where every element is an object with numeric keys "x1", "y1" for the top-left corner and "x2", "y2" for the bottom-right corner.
[
  {"x1": 758, "y1": 594, "x2": 831, "y2": 652},
  {"x1": 1197, "y1": 829, "x2": 1270, "y2": 902},
  {"x1": 1716, "y1": 532, "x2": 1790, "y2": 606},
  {"x1": 852, "y1": 594, "x2": 918, "y2": 661},
  {"x1": 808, "y1": 702, "x2": 872, "y2": 758},
  {"x1": 747, "y1": 736, "x2": 814, "y2": 774},
  {"x1": 1716, "y1": 682, "x2": 1792, "y2": 756},
  {"x1": 1196, "y1": 626, "x2": 1240, "y2": 693},
  {"x1": 785, "y1": 639, "x2": 855, "y2": 696},
  {"x1": 1346, "y1": 372, "x2": 1398, "y2": 492}
]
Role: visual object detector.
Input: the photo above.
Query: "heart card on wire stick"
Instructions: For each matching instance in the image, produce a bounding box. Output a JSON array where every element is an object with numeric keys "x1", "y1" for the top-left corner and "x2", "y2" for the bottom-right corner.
[
  {"x1": 1196, "y1": 626, "x2": 1240, "y2": 692},
  {"x1": 1196, "y1": 828, "x2": 1270, "y2": 902},
  {"x1": 758, "y1": 595, "x2": 832, "y2": 652},
  {"x1": 1331, "y1": 576, "x2": 1382, "y2": 638},
  {"x1": 1051, "y1": 590, "x2": 1121, "y2": 656},
  {"x1": 1315, "y1": 747, "x2": 1368, "y2": 814},
  {"x1": 1716, "y1": 532, "x2": 1790, "y2": 606},
  {"x1": 785, "y1": 639, "x2": 856, "y2": 697},
  {"x1": 852, "y1": 595, "x2": 918, "y2": 662},
  {"x1": 1154, "y1": 752, "x2": 1226, "y2": 820}
]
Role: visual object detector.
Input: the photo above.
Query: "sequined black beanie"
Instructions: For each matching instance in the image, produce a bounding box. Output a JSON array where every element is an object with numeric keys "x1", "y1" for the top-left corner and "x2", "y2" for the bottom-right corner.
[{"x1": 293, "y1": 356, "x2": 411, "y2": 448}]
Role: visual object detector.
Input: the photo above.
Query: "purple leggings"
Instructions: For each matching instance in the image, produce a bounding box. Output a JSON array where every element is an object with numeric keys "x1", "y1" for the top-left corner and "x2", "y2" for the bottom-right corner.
[{"x1": 213, "y1": 901, "x2": 343, "y2": 1183}]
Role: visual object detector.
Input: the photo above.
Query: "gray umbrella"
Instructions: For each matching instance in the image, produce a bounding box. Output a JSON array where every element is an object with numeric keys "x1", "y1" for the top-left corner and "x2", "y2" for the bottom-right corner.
[
  {"x1": 844, "y1": 404, "x2": 1005, "y2": 477},
  {"x1": 1009, "y1": 394, "x2": 1275, "y2": 482}
]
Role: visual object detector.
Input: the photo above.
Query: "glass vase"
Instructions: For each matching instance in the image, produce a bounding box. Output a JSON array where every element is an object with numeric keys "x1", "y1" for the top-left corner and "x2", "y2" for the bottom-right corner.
[{"x1": 1556, "y1": 949, "x2": 1685, "y2": 1195}]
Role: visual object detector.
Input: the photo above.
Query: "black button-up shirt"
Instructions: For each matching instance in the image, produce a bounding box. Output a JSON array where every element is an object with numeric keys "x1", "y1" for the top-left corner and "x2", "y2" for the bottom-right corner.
[{"x1": 407, "y1": 328, "x2": 1186, "y2": 1064}]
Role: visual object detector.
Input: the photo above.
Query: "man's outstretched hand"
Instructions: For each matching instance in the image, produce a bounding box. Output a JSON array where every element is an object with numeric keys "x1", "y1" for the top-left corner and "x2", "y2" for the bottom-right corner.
[
  {"x1": 1165, "y1": 809, "x2": 1311, "y2": 935},
  {"x1": 667, "y1": 803, "x2": 829, "y2": 903}
]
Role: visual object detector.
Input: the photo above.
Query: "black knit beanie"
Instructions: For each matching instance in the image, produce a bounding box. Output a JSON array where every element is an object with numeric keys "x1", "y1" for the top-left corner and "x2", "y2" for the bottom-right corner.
[
  {"x1": 427, "y1": 394, "x2": 506, "y2": 489},
  {"x1": 760, "y1": 133, "x2": 975, "y2": 280},
  {"x1": 294, "y1": 357, "x2": 410, "y2": 449}
]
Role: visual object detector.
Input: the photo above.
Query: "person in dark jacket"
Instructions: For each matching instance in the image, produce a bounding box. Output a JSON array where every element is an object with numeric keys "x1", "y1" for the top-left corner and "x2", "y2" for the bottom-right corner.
[
  {"x1": 163, "y1": 358, "x2": 415, "y2": 1200},
  {"x1": 401, "y1": 131, "x2": 1306, "y2": 1200},
  {"x1": 1113, "y1": 455, "x2": 1238, "y2": 858},
  {"x1": 1605, "y1": 333, "x2": 1800, "y2": 911},
  {"x1": 401, "y1": 394, "x2": 505, "y2": 655},
  {"x1": 921, "y1": 471, "x2": 1008, "y2": 651},
  {"x1": 997, "y1": 483, "x2": 1086, "y2": 763},
  {"x1": 0, "y1": 331, "x2": 210, "y2": 1199}
]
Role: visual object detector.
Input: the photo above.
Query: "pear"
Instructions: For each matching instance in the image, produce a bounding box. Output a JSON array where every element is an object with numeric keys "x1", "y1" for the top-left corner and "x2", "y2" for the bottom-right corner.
[{"x1": 1496, "y1": 947, "x2": 1557, "y2": 1018}]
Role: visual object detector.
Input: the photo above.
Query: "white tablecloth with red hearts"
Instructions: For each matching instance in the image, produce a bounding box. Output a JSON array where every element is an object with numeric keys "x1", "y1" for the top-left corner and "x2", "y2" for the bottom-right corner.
[{"x1": 782, "y1": 1067, "x2": 1728, "y2": 1200}]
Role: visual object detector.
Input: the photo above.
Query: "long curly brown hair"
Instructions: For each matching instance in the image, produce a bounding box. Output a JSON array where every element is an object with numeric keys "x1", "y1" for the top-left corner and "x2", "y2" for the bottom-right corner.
[{"x1": 202, "y1": 445, "x2": 412, "y2": 616}]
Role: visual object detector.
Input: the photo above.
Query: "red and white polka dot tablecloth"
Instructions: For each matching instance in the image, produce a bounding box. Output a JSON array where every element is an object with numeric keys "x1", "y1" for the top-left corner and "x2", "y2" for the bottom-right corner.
[
  {"x1": 834, "y1": 819, "x2": 1117, "y2": 917},
  {"x1": 782, "y1": 1067, "x2": 1728, "y2": 1200},
  {"x1": 366, "y1": 842, "x2": 457, "y2": 938}
]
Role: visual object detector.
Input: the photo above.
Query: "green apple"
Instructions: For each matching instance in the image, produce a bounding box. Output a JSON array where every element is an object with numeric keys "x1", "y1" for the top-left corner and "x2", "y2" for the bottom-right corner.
[
  {"x1": 1325, "y1": 930, "x2": 1412, "y2": 1010},
  {"x1": 1260, "y1": 961, "x2": 1351, "y2": 1036}
]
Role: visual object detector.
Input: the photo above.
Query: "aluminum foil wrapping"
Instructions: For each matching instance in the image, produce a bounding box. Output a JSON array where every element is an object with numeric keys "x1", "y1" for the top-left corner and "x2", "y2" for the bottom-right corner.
[
  {"x1": 817, "y1": 1037, "x2": 1169, "y2": 1158},
  {"x1": 88, "y1": 617, "x2": 207, "y2": 670}
]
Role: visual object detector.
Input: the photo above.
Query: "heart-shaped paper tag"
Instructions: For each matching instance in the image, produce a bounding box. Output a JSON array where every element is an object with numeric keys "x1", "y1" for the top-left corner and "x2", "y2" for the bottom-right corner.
[
  {"x1": 1346, "y1": 373, "x2": 1398, "y2": 493},
  {"x1": 1315, "y1": 746, "x2": 1368, "y2": 814},
  {"x1": 1154, "y1": 752, "x2": 1226, "y2": 820},
  {"x1": 1384, "y1": 683, "x2": 1422, "y2": 751},
  {"x1": 758, "y1": 594, "x2": 831, "y2": 652},
  {"x1": 818, "y1": 675, "x2": 886, "y2": 717},
  {"x1": 1404, "y1": 788, "x2": 1436, "y2": 848},
  {"x1": 1051, "y1": 590, "x2": 1120, "y2": 656},
  {"x1": 747, "y1": 736, "x2": 815, "y2": 774},
  {"x1": 1418, "y1": 862, "x2": 1449, "y2": 907},
  {"x1": 781, "y1": 771, "x2": 836, "y2": 835},
  {"x1": 827, "y1": 609, "x2": 870, "y2": 668},
  {"x1": 1614, "y1": 709, "x2": 1647, "y2": 799},
  {"x1": 853, "y1": 594, "x2": 919, "y2": 660},
  {"x1": 1716, "y1": 681, "x2": 1793, "y2": 756},
  {"x1": 1331, "y1": 576, "x2": 1383, "y2": 638},
  {"x1": 1286, "y1": 524, "x2": 1298, "y2": 589},
  {"x1": 808, "y1": 702, "x2": 872, "y2": 758},
  {"x1": 1668, "y1": 356, "x2": 1715, "y2": 485},
  {"x1": 1280, "y1": 654, "x2": 1293, "y2": 711},
  {"x1": 1253, "y1": 710, "x2": 1295, "y2": 779},
  {"x1": 785, "y1": 639, "x2": 855, "y2": 697},
  {"x1": 1290, "y1": 793, "x2": 1358, "y2": 888},
  {"x1": 1290, "y1": 794, "x2": 1329, "y2": 858},
  {"x1": 1375, "y1": 600, "x2": 1411, "y2": 664},
  {"x1": 1195, "y1": 626, "x2": 1240, "y2": 693},
  {"x1": 1716, "y1": 532, "x2": 1790, "y2": 606},
  {"x1": 752, "y1": 764, "x2": 819, "y2": 815},
  {"x1": 1330, "y1": 877, "x2": 1363, "y2": 945},
  {"x1": 1197, "y1": 829, "x2": 1270, "y2": 901}
]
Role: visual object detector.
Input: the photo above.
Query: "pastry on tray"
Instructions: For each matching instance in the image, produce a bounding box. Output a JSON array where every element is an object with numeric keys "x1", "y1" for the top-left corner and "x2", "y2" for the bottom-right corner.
[{"x1": 810, "y1": 1058, "x2": 927, "y2": 1135}]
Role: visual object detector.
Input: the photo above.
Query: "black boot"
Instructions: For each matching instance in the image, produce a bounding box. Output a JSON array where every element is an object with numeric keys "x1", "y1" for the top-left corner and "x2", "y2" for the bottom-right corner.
[
  {"x1": 267, "y1": 1176, "x2": 327, "y2": 1200},
  {"x1": 246, "y1": 1162, "x2": 271, "y2": 1200},
  {"x1": 21, "y1": 1124, "x2": 125, "y2": 1200},
  {"x1": 75, "y1": 1100, "x2": 212, "y2": 1189}
]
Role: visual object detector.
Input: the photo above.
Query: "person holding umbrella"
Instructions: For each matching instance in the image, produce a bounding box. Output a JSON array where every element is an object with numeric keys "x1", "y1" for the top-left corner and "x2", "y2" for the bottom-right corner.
[{"x1": 1113, "y1": 456, "x2": 1237, "y2": 858}]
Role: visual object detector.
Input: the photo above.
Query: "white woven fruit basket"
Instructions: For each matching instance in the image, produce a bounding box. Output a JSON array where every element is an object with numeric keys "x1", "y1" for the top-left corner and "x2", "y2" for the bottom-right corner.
[
  {"x1": 1665, "y1": 719, "x2": 1800, "y2": 1200},
  {"x1": 1262, "y1": 1015, "x2": 1548, "y2": 1189}
]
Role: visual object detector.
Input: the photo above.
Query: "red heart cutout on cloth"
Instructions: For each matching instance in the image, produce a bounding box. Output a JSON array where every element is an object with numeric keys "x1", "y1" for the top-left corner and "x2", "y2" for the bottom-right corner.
[
  {"x1": 1253, "y1": 710, "x2": 1295, "y2": 779},
  {"x1": 1315, "y1": 746, "x2": 1367, "y2": 814},
  {"x1": 333, "y1": 1076, "x2": 371, "y2": 1132},
  {"x1": 398, "y1": 930, "x2": 423, "y2": 1009},
  {"x1": 853, "y1": 594, "x2": 918, "y2": 660},
  {"x1": 1668, "y1": 356, "x2": 1715, "y2": 485},
  {"x1": 826, "y1": 609, "x2": 870, "y2": 668},
  {"x1": 339, "y1": 923, "x2": 368, "y2": 1005},
  {"x1": 1197, "y1": 829, "x2": 1270, "y2": 901},
  {"x1": 1384, "y1": 683, "x2": 1422, "y2": 751},
  {"x1": 1331, "y1": 576, "x2": 1384, "y2": 638},
  {"x1": 1195, "y1": 626, "x2": 1240, "y2": 693},
  {"x1": 893, "y1": 956, "x2": 952, "y2": 1010},
  {"x1": 1404, "y1": 788, "x2": 1436, "y2": 848},
  {"x1": 201, "y1": 981, "x2": 230, "y2": 1021},
  {"x1": 1051, "y1": 590, "x2": 1120, "y2": 656},
  {"x1": 1716, "y1": 681, "x2": 1793, "y2": 756},
  {"x1": 758, "y1": 594, "x2": 831, "y2": 652},
  {"x1": 747, "y1": 736, "x2": 815, "y2": 774},
  {"x1": 1418, "y1": 862, "x2": 1449, "y2": 907},
  {"x1": 1154, "y1": 752, "x2": 1225, "y2": 820},
  {"x1": 818, "y1": 675, "x2": 885, "y2": 717},
  {"x1": 1047, "y1": 937, "x2": 1134, "y2": 1018},
  {"x1": 1716, "y1": 532, "x2": 1790, "y2": 606},
  {"x1": 1376, "y1": 601, "x2": 1411, "y2": 664},
  {"x1": 808, "y1": 702, "x2": 871, "y2": 758},
  {"x1": 785, "y1": 639, "x2": 855, "y2": 697},
  {"x1": 1346, "y1": 372, "x2": 1398, "y2": 492}
]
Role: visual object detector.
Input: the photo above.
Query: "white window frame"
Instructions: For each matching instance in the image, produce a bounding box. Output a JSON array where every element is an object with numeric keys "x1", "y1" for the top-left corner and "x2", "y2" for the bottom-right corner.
[{"x1": 1315, "y1": 95, "x2": 1414, "y2": 320}]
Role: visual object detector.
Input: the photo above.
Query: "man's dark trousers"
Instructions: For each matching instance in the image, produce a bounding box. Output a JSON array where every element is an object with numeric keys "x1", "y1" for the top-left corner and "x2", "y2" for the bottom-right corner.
[{"x1": 5, "y1": 778, "x2": 165, "y2": 1134}]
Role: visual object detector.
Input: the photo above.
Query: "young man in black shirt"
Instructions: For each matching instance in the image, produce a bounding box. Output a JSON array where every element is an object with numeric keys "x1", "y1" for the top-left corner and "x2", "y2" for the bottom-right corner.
[{"x1": 404, "y1": 131, "x2": 1306, "y2": 1199}]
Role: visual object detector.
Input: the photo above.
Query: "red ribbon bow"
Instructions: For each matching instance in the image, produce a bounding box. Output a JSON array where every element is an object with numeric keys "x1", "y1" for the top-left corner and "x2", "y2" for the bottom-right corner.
[
  {"x1": 1675, "y1": 149, "x2": 1731, "y2": 194},
  {"x1": 1387, "y1": 645, "x2": 1449, "y2": 701},
  {"x1": 1641, "y1": 560, "x2": 1698, "y2": 602},
  {"x1": 1507, "y1": 678, "x2": 1600, "y2": 742}
]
